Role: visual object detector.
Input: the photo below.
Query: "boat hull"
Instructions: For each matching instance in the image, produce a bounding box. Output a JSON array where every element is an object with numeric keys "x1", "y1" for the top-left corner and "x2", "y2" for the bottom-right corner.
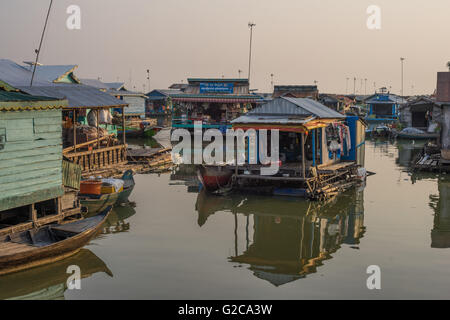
[
  {"x1": 0, "y1": 208, "x2": 111, "y2": 276},
  {"x1": 80, "y1": 192, "x2": 119, "y2": 216},
  {"x1": 197, "y1": 166, "x2": 233, "y2": 192},
  {"x1": 396, "y1": 133, "x2": 439, "y2": 140}
]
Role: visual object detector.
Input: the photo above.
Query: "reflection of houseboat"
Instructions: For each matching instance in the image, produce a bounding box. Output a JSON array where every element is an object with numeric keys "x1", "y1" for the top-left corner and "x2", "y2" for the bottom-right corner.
[
  {"x1": 198, "y1": 97, "x2": 367, "y2": 199},
  {"x1": 430, "y1": 179, "x2": 450, "y2": 248},
  {"x1": 195, "y1": 189, "x2": 365, "y2": 285}
]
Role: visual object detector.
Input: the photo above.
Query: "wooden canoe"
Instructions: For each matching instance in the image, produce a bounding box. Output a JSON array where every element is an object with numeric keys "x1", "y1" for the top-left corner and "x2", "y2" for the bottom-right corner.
[{"x1": 0, "y1": 207, "x2": 111, "y2": 276}]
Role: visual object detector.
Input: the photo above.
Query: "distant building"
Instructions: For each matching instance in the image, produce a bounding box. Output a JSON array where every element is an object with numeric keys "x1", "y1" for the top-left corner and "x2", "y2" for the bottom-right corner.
[
  {"x1": 364, "y1": 91, "x2": 406, "y2": 122},
  {"x1": 273, "y1": 85, "x2": 319, "y2": 99},
  {"x1": 80, "y1": 79, "x2": 147, "y2": 117},
  {"x1": 399, "y1": 96, "x2": 442, "y2": 130},
  {"x1": 156, "y1": 78, "x2": 263, "y2": 131}
]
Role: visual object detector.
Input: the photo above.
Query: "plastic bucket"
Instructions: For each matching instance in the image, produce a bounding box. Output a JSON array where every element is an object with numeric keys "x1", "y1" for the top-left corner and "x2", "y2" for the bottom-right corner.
[{"x1": 80, "y1": 180, "x2": 102, "y2": 195}]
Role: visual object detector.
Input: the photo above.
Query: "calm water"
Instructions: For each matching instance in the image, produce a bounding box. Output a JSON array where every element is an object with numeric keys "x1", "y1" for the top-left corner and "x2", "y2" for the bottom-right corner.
[{"x1": 1, "y1": 139, "x2": 450, "y2": 300}]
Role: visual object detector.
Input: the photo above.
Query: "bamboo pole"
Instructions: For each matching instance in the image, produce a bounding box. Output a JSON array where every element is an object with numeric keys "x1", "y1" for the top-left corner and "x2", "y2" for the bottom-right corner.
[
  {"x1": 122, "y1": 106, "x2": 126, "y2": 145},
  {"x1": 73, "y1": 110, "x2": 77, "y2": 153},
  {"x1": 301, "y1": 133, "x2": 306, "y2": 178},
  {"x1": 96, "y1": 109, "x2": 100, "y2": 149}
]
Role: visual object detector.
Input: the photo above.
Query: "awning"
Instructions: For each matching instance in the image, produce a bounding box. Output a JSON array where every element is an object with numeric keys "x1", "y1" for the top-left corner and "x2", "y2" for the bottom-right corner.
[{"x1": 172, "y1": 97, "x2": 260, "y2": 103}]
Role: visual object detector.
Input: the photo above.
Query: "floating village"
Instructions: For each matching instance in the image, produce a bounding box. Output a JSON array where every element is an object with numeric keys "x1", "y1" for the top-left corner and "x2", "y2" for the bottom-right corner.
[{"x1": 0, "y1": 53, "x2": 449, "y2": 290}]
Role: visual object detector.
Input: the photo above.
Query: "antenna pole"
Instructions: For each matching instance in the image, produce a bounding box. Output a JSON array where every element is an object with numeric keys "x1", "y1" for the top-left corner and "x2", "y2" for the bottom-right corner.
[{"x1": 30, "y1": 0, "x2": 53, "y2": 86}]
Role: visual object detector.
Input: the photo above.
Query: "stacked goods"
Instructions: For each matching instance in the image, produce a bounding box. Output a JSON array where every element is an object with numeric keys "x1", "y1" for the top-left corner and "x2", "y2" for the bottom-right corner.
[{"x1": 64, "y1": 125, "x2": 109, "y2": 146}]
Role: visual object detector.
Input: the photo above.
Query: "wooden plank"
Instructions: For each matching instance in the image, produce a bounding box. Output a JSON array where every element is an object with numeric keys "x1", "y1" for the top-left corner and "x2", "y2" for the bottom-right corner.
[
  {"x1": 0, "y1": 185, "x2": 64, "y2": 212},
  {"x1": 1, "y1": 138, "x2": 61, "y2": 153},
  {"x1": 32, "y1": 125, "x2": 61, "y2": 134},
  {"x1": 0, "y1": 153, "x2": 62, "y2": 170},
  {"x1": 0, "y1": 160, "x2": 61, "y2": 178},
  {"x1": 0, "y1": 145, "x2": 62, "y2": 161},
  {"x1": 1, "y1": 173, "x2": 62, "y2": 196},
  {"x1": 0, "y1": 167, "x2": 61, "y2": 185},
  {"x1": 0, "y1": 109, "x2": 61, "y2": 120}
]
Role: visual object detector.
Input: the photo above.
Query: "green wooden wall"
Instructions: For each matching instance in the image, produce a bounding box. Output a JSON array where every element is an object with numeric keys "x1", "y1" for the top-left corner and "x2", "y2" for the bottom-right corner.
[{"x1": 0, "y1": 109, "x2": 64, "y2": 212}]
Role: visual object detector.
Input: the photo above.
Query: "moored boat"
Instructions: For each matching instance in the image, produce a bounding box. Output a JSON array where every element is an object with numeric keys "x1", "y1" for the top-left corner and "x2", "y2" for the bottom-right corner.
[
  {"x1": 80, "y1": 170, "x2": 136, "y2": 215},
  {"x1": 197, "y1": 165, "x2": 233, "y2": 193},
  {"x1": 0, "y1": 207, "x2": 112, "y2": 276}
]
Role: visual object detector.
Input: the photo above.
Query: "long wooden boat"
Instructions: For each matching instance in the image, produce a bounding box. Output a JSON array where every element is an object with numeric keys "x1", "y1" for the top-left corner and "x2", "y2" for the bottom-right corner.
[
  {"x1": 0, "y1": 207, "x2": 112, "y2": 276},
  {"x1": 80, "y1": 170, "x2": 135, "y2": 214}
]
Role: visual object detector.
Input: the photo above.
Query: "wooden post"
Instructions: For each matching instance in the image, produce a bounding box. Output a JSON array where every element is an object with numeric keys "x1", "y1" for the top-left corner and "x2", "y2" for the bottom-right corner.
[
  {"x1": 73, "y1": 110, "x2": 77, "y2": 153},
  {"x1": 29, "y1": 203, "x2": 37, "y2": 223},
  {"x1": 122, "y1": 106, "x2": 126, "y2": 145},
  {"x1": 301, "y1": 132, "x2": 306, "y2": 178},
  {"x1": 122, "y1": 106, "x2": 126, "y2": 161},
  {"x1": 96, "y1": 109, "x2": 100, "y2": 150}
]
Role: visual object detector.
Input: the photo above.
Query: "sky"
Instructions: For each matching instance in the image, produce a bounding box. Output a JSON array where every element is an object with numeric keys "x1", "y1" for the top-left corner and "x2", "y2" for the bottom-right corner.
[{"x1": 1, "y1": 0, "x2": 449, "y2": 95}]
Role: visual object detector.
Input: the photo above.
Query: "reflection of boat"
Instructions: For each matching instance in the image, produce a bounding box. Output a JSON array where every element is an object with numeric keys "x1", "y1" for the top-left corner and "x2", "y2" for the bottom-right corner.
[
  {"x1": 80, "y1": 170, "x2": 135, "y2": 215},
  {"x1": 0, "y1": 249, "x2": 112, "y2": 300},
  {"x1": 197, "y1": 165, "x2": 233, "y2": 192},
  {"x1": 102, "y1": 205, "x2": 137, "y2": 234},
  {"x1": 195, "y1": 189, "x2": 365, "y2": 285},
  {"x1": 0, "y1": 207, "x2": 111, "y2": 276}
]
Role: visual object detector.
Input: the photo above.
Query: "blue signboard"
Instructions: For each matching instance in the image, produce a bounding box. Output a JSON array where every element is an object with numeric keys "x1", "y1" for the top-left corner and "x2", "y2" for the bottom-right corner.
[{"x1": 200, "y1": 82, "x2": 234, "y2": 94}]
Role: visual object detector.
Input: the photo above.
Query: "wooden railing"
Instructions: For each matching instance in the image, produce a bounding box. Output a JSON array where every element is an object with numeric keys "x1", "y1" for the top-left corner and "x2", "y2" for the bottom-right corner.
[{"x1": 64, "y1": 144, "x2": 127, "y2": 172}]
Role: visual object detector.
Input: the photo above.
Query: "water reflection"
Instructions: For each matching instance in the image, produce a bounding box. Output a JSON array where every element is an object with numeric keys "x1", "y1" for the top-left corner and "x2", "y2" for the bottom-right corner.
[
  {"x1": 195, "y1": 189, "x2": 365, "y2": 286},
  {"x1": 430, "y1": 179, "x2": 450, "y2": 248},
  {"x1": 0, "y1": 249, "x2": 112, "y2": 300},
  {"x1": 102, "y1": 205, "x2": 137, "y2": 234}
]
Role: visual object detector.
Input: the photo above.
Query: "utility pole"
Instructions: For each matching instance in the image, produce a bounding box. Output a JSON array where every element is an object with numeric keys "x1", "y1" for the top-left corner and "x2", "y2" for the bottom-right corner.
[
  {"x1": 353, "y1": 77, "x2": 356, "y2": 95},
  {"x1": 346, "y1": 77, "x2": 349, "y2": 94},
  {"x1": 364, "y1": 78, "x2": 367, "y2": 96},
  {"x1": 248, "y1": 22, "x2": 256, "y2": 85},
  {"x1": 270, "y1": 73, "x2": 274, "y2": 91},
  {"x1": 400, "y1": 57, "x2": 405, "y2": 97},
  {"x1": 146, "y1": 69, "x2": 150, "y2": 93},
  {"x1": 30, "y1": 0, "x2": 53, "y2": 86}
]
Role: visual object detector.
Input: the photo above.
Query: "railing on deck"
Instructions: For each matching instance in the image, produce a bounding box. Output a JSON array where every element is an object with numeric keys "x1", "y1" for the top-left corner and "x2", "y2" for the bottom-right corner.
[{"x1": 64, "y1": 144, "x2": 127, "y2": 172}]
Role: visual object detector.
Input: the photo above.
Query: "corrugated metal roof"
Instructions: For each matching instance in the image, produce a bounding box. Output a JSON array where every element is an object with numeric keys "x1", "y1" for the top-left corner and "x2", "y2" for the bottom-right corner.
[
  {"x1": 245, "y1": 97, "x2": 345, "y2": 119},
  {"x1": 365, "y1": 93, "x2": 406, "y2": 104},
  {"x1": 16, "y1": 84, "x2": 128, "y2": 109},
  {"x1": 105, "y1": 82, "x2": 125, "y2": 90},
  {"x1": 80, "y1": 78, "x2": 109, "y2": 89},
  {"x1": 187, "y1": 78, "x2": 249, "y2": 83},
  {"x1": 22, "y1": 64, "x2": 78, "y2": 83},
  {"x1": 0, "y1": 59, "x2": 50, "y2": 87},
  {"x1": 231, "y1": 115, "x2": 313, "y2": 124},
  {"x1": 0, "y1": 90, "x2": 60, "y2": 102}
]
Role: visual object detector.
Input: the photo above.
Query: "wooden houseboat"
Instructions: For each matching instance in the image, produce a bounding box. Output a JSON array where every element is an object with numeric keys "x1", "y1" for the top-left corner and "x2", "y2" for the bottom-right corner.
[
  {"x1": 198, "y1": 97, "x2": 367, "y2": 200},
  {"x1": 0, "y1": 90, "x2": 82, "y2": 237},
  {"x1": 0, "y1": 59, "x2": 130, "y2": 174}
]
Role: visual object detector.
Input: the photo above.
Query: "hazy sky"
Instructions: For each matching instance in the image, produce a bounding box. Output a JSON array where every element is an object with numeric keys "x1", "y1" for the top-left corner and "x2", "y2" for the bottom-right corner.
[{"x1": 1, "y1": 0, "x2": 449, "y2": 94}]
